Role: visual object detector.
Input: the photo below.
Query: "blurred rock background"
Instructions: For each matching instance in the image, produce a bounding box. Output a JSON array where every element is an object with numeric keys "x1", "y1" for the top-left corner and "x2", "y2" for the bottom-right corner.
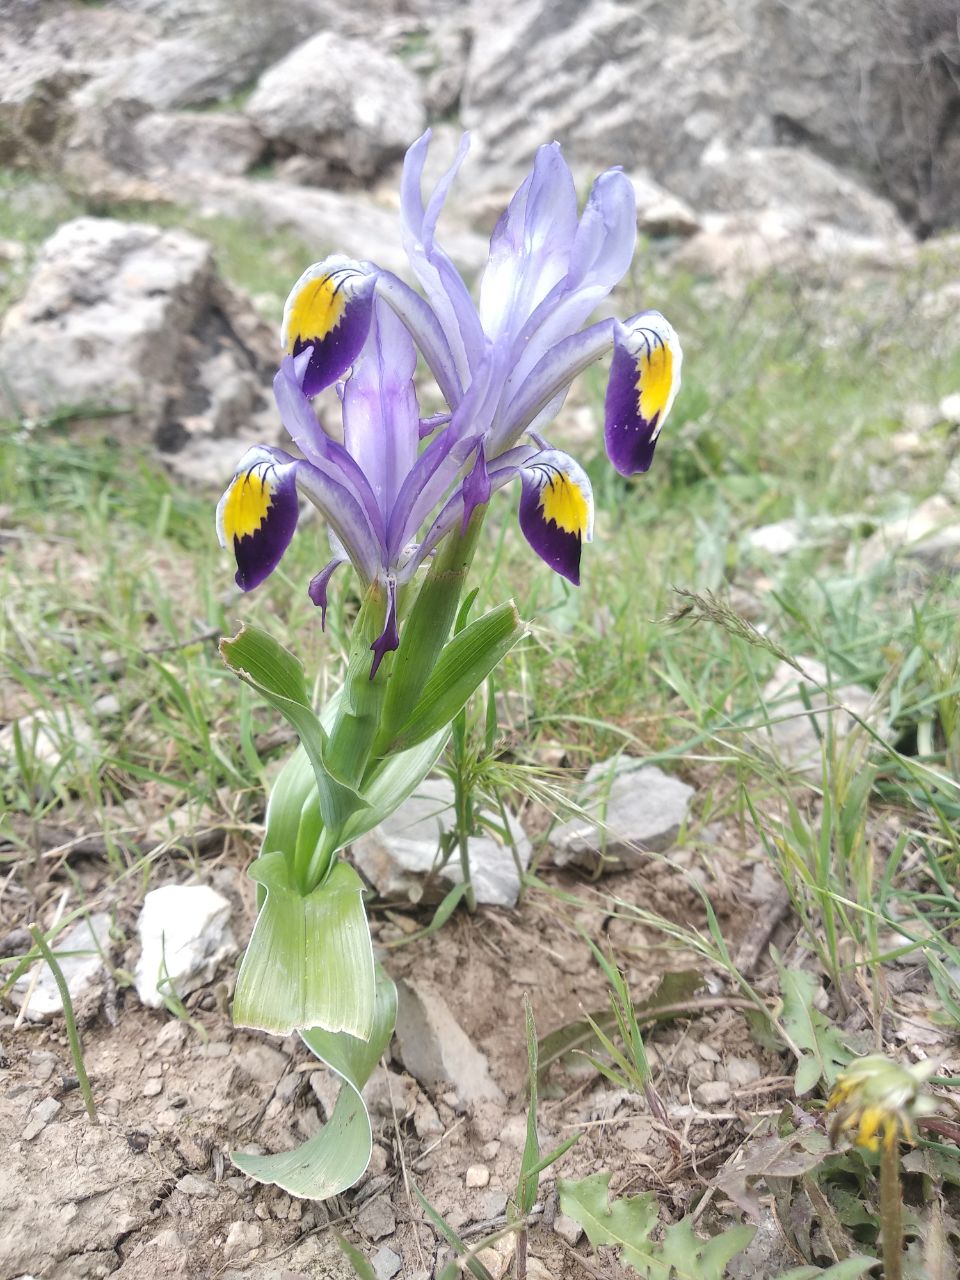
[{"x1": 0, "y1": 0, "x2": 958, "y2": 470}]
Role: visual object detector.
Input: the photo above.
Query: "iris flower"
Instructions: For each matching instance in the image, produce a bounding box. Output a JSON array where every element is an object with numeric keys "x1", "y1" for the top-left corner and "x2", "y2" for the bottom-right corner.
[{"x1": 218, "y1": 131, "x2": 682, "y2": 667}]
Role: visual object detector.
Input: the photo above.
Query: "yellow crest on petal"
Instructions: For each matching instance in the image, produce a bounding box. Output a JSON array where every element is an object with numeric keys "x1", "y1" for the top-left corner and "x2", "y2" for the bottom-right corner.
[
  {"x1": 539, "y1": 471, "x2": 590, "y2": 537},
  {"x1": 635, "y1": 339, "x2": 674, "y2": 429},
  {"x1": 284, "y1": 271, "x2": 348, "y2": 353},
  {"x1": 221, "y1": 469, "x2": 273, "y2": 542}
]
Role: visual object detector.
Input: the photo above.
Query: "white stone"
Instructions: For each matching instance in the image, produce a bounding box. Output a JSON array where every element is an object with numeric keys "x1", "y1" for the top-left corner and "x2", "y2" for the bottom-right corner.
[
  {"x1": 11, "y1": 913, "x2": 111, "y2": 1021},
  {"x1": 0, "y1": 217, "x2": 275, "y2": 448},
  {"x1": 247, "y1": 32, "x2": 425, "y2": 179},
  {"x1": 372, "y1": 1246, "x2": 402, "y2": 1280},
  {"x1": 22, "y1": 1096, "x2": 62, "y2": 1141},
  {"x1": 758, "y1": 657, "x2": 881, "y2": 780},
  {"x1": 134, "y1": 884, "x2": 234, "y2": 1008},
  {"x1": 940, "y1": 392, "x2": 960, "y2": 425},
  {"x1": 352, "y1": 775, "x2": 532, "y2": 907},
  {"x1": 859, "y1": 495, "x2": 960, "y2": 572},
  {"x1": 550, "y1": 757, "x2": 694, "y2": 873},
  {"x1": 466, "y1": 1164, "x2": 490, "y2": 1188}
]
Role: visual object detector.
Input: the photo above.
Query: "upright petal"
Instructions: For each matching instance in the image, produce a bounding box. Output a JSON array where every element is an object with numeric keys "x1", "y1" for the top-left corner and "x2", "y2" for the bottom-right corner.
[
  {"x1": 517, "y1": 448, "x2": 594, "y2": 586},
  {"x1": 604, "y1": 311, "x2": 682, "y2": 476},
  {"x1": 400, "y1": 132, "x2": 484, "y2": 384},
  {"x1": 343, "y1": 298, "x2": 420, "y2": 519},
  {"x1": 478, "y1": 142, "x2": 578, "y2": 344},
  {"x1": 282, "y1": 256, "x2": 378, "y2": 396},
  {"x1": 503, "y1": 167, "x2": 637, "y2": 393},
  {"x1": 217, "y1": 446, "x2": 300, "y2": 591}
]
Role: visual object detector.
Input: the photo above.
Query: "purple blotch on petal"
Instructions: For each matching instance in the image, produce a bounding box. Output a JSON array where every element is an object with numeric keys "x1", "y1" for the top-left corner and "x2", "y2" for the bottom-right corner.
[
  {"x1": 369, "y1": 578, "x2": 399, "y2": 679},
  {"x1": 295, "y1": 274, "x2": 377, "y2": 398},
  {"x1": 229, "y1": 460, "x2": 300, "y2": 592},
  {"x1": 517, "y1": 472, "x2": 583, "y2": 587},
  {"x1": 603, "y1": 339, "x2": 659, "y2": 476},
  {"x1": 307, "y1": 557, "x2": 346, "y2": 629}
]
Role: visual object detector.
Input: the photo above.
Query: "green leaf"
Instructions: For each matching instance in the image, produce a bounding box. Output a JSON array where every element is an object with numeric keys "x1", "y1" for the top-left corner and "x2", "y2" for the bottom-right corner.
[
  {"x1": 537, "y1": 970, "x2": 702, "y2": 1082},
  {"x1": 517, "y1": 995, "x2": 541, "y2": 1216},
  {"x1": 339, "y1": 726, "x2": 450, "y2": 846},
  {"x1": 232, "y1": 966, "x2": 396, "y2": 1200},
  {"x1": 335, "y1": 1236, "x2": 377, "y2": 1280},
  {"x1": 413, "y1": 1183, "x2": 496, "y2": 1280},
  {"x1": 773, "y1": 1261, "x2": 879, "y2": 1279},
  {"x1": 232, "y1": 853, "x2": 375, "y2": 1037},
  {"x1": 385, "y1": 602, "x2": 524, "y2": 754},
  {"x1": 773, "y1": 956, "x2": 852, "y2": 1095},
  {"x1": 220, "y1": 624, "x2": 364, "y2": 834},
  {"x1": 558, "y1": 1173, "x2": 754, "y2": 1279}
]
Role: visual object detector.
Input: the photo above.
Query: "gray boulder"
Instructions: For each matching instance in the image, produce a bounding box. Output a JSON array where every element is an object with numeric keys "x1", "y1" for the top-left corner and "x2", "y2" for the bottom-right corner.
[
  {"x1": 0, "y1": 217, "x2": 276, "y2": 451},
  {"x1": 247, "y1": 32, "x2": 426, "y2": 180},
  {"x1": 461, "y1": 0, "x2": 959, "y2": 234},
  {"x1": 550, "y1": 757, "x2": 694, "y2": 873},
  {"x1": 352, "y1": 775, "x2": 532, "y2": 908}
]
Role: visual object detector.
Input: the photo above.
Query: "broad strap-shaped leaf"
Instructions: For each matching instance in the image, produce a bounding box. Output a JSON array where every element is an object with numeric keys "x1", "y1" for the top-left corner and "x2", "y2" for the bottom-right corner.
[
  {"x1": 383, "y1": 601, "x2": 524, "y2": 754},
  {"x1": 220, "y1": 624, "x2": 364, "y2": 833},
  {"x1": 773, "y1": 955, "x2": 853, "y2": 1096},
  {"x1": 232, "y1": 967, "x2": 396, "y2": 1200},
  {"x1": 559, "y1": 1172, "x2": 754, "y2": 1279},
  {"x1": 339, "y1": 725, "x2": 450, "y2": 846},
  {"x1": 232, "y1": 852, "x2": 375, "y2": 1038},
  {"x1": 773, "y1": 1262, "x2": 879, "y2": 1280}
]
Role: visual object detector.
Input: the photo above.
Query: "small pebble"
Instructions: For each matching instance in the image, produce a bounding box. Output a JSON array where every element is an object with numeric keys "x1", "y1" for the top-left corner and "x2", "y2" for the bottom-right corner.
[
  {"x1": 23, "y1": 1096, "x2": 61, "y2": 1141},
  {"x1": 481, "y1": 1139, "x2": 500, "y2": 1160},
  {"x1": 694, "y1": 1080, "x2": 732, "y2": 1107},
  {"x1": 143, "y1": 1078, "x2": 163, "y2": 1097},
  {"x1": 224, "y1": 1220, "x2": 262, "y2": 1262},
  {"x1": 466, "y1": 1164, "x2": 490, "y2": 1188},
  {"x1": 372, "y1": 1245, "x2": 402, "y2": 1280},
  {"x1": 698, "y1": 1043, "x2": 720, "y2": 1063},
  {"x1": 726, "y1": 1056, "x2": 762, "y2": 1088},
  {"x1": 356, "y1": 1197, "x2": 396, "y2": 1240},
  {"x1": 553, "y1": 1213, "x2": 584, "y2": 1246},
  {"x1": 176, "y1": 1174, "x2": 217, "y2": 1198}
]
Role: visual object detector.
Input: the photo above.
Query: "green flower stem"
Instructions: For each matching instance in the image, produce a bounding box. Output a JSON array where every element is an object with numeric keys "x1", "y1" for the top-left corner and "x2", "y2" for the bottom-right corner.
[
  {"x1": 879, "y1": 1140, "x2": 903, "y2": 1280},
  {"x1": 28, "y1": 923, "x2": 98, "y2": 1124},
  {"x1": 374, "y1": 507, "x2": 486, "y2": 755},
  {"x1": 454, "y1": 775, "x2": 477, "y2": 915}
]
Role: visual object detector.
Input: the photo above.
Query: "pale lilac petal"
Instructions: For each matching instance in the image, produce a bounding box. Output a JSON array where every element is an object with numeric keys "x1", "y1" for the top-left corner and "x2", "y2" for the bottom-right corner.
[
  {"x1": 400, "y1": 131, "x2": 484, "y2": 384},
  {"x1": 274, "y1": 357, "x2": 385, "y2": 546},
  {"x1": 504, "y1": 168, "x2": 637, "y2": 391},
  {"x1": 343, "y1": 298, "x2": 419, "y2": 519},
  {"x1": 491, "y1": 318, "x2": 615, "y2": 451},
  {"x1": 478, "y1": 142, "x2": 578, "y2": 344},
  {"x1": 375, "y1": 271, "x2": 462, "y2": 407},
  {"x1": 291, "y1": 457, "x2": 385, "y2": 585}
]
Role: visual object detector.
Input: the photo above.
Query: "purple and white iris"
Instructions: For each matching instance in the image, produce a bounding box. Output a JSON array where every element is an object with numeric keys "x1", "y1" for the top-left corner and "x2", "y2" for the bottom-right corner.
[{"x1": 218, "y1": 130, "x2": 682, "y2": 670}]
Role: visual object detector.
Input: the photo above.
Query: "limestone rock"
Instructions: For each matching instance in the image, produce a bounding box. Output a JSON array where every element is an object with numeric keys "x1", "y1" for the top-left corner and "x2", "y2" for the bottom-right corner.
[
  {"x1": 759, "y1": 657, "x2": 881, "y2": 779},
  {"x1": 247, "y1": 32, "x2": 426, "y2": 180},
  {"x1": 352, "y1": 775, "x2": 532, "y2": 907},
  {"x1": 134, "y1": 883, "x2": 234, "y2": 1008},
  {"x1": 550, "y1": 757, "x2": 694, "y2": 872},
  {"x1": 0, "y1": 217, "x2": 275, "y2": 450},
  {"x1": 859, "y1": 495, "x2": 960, "y2": 572},
  {"x1": 129, "y1": 111, "x2": 266, "y2": 178},
  {"x1": 628, "y1": 171, "x2": 701, "y2": 239},
  {"x1": 11, "y1": 913, "x2": 111, "y2": 1022},
  {"x1": 394, "y1": 978, "x2": 505, "y2": 1105}
]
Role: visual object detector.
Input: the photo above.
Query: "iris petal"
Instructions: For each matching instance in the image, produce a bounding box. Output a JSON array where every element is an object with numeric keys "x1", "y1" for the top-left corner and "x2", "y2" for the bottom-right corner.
[
  {"x1": 308, "y1": 557, "x2": 346, "y2": 628},
  {"x1": 603, "y1": 311, "x2": 682, "y2": 476},
  {"x1": 282, "y1": 256, "x2": 378, "y2": 396},
  {"x1": 216, "y1": 447, "x2": 300, "y2": 592},
  {"x1": 517, "y1": 448, "x2": 594, "y2": 586},
  {"x1": 370, "y1": 578, "x2": 399, "y2": 678}
]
